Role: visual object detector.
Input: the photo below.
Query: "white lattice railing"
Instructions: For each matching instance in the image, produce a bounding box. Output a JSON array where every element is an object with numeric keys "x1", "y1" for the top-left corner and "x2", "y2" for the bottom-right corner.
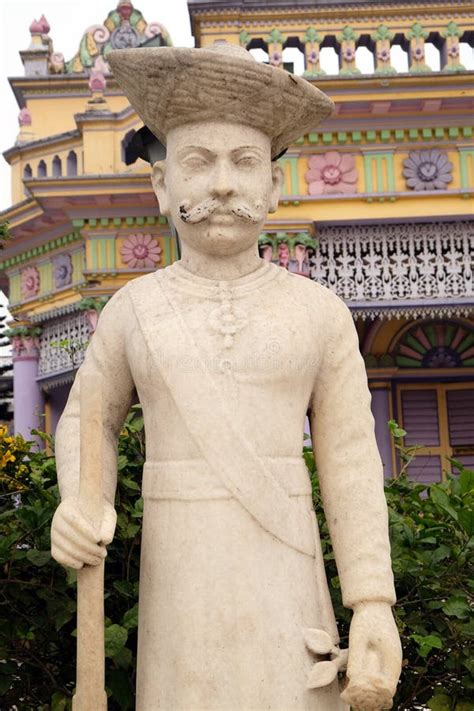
[
  {"x1": 311, "y1": 221, "x2": 473, "y2": 305},
  {"x1": 38, "y1": 311, "x2": 91, "y2": 376}
]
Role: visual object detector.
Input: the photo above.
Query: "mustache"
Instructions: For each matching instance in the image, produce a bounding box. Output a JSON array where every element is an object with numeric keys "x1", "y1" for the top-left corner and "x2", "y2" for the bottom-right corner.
[{"x1": 178, "y1": 198, "x2": 264, "y2": 225}]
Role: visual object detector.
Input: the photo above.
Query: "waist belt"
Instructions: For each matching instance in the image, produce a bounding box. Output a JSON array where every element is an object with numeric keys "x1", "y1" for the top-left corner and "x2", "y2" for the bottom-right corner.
[{"x1": 142, "y1": 456, "x2": 312, "y2": 501}]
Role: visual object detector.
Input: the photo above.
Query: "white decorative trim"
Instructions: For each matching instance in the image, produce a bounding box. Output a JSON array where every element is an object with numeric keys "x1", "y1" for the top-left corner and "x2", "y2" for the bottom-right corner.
[{"x1": 311, "y1": 221, "x2": 473, "y2": 312}]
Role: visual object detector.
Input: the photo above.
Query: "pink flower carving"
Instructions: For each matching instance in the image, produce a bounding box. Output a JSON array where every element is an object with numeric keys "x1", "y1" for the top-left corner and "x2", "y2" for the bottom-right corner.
[
  {"x1": 305, "y1": 152, "x2": 358, "y2": 195},
  {"x1": 308, "y1": 49, "x2": 319, "y2": 63},
  {"x1": 448, "y1": 45, "x2": 459, "y2": 58},
  {"x1": 120, "y1": 233, "x2": 162, "y2": 269},
  {"x1": 377, "y1": 48, "x2": 390, "y2": 62},
  {"x1": 21, "y1": 266, "x2": 40, "y2": 299}
]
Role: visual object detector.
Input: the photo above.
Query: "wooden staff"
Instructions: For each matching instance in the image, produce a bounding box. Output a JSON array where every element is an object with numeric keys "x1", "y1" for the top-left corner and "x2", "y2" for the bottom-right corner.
[{"x1": 72, "y1": 371, "x2": 108, "y2": 710}]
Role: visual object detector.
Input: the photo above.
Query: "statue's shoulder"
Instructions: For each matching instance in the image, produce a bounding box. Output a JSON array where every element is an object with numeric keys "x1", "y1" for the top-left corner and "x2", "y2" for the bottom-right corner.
[{"x1": 284, "y1": 272, "x2": 352, "y2": 333}]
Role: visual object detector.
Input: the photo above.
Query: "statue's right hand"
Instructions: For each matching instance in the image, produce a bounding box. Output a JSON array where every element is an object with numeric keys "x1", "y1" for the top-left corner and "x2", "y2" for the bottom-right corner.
[{"x1": 51, "y1": 497, "x2": 117, "y2": 570}]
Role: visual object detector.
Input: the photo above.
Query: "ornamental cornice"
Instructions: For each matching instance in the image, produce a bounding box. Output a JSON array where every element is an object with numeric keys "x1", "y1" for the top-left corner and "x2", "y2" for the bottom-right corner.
[
  {"x1": 192, "y1": 3, "x2": 472, "y2": 22},
  {"x1": 3, "y1": 130, "x2": 81, "y2": 163},
  {"x1": 0, "y1": 231, "x2": 81, "y2": 271},
  {"x1": 351, "y1": 304, "x2": 474, "y2": 321},
  {"x1": 29, "y1": 301, "x2": 81, "y2": 323}
]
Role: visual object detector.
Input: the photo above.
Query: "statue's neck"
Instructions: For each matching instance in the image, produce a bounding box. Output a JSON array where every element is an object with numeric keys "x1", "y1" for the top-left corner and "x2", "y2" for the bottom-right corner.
[{"x1": 178, "y1": 242, "x2": 263, "y2": 281}]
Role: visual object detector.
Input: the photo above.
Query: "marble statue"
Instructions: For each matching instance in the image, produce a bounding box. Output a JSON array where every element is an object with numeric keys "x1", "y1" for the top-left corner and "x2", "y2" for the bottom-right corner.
[{"x1": 51, "y1": 44, "x2": 402, "y2": 710}]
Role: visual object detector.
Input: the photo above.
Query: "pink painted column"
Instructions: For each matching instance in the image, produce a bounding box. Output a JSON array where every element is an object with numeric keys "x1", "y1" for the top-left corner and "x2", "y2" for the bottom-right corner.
[{"x1": 12, "y1": 336, "x2": 44, "y2": 440}]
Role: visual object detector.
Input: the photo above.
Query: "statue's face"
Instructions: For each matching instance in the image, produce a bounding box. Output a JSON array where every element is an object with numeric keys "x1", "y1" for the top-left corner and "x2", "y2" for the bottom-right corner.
[{"x1": 152, "y1": 121, "x2": 282, "y2": 257}]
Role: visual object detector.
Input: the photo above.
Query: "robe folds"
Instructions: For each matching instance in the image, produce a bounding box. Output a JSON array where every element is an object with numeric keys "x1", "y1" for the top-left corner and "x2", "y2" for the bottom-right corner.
[{"x1": 56, "y1": 260, "x2": 396, "y2": 710}]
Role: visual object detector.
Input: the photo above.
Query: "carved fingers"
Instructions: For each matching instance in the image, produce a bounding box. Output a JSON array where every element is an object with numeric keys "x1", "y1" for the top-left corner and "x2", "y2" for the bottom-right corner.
[
  {"x1": 51, "y1": 497, "x2": 115, "y2": 570},
  {"x1": 340, "y1": 601, "x2": 402, "y2": 711}
]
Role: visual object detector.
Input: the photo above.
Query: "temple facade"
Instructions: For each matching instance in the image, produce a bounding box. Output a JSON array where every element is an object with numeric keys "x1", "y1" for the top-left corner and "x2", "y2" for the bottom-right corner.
[{"x1": 1, "y1": 0, "x2": 473, "y2": 480}]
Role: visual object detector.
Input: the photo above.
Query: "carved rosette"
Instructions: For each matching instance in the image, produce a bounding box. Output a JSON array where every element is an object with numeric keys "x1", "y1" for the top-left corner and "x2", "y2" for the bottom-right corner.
[
  {"x1": 305, "y1": 152, "x2": 358, "y2": 195},
  {"x1": 20, "y1": 266, "x2": 40, "y2": 299},
  {"x1": 120, "y1": 233, "x2": 162, "y2": 269},
  {"x1": 402, "y1": 150, "x2": 453, "y2": 191},
  {"x1": 53, "y1": 254, "x2": 73, "y2": 288}
]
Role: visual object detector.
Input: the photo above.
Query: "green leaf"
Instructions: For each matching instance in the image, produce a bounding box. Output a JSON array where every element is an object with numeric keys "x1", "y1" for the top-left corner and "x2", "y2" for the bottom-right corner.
[
  {"x1": 442, "y1": 595, "x2": 470, "y2": 619},
  {"x1": 51, "y1": 691, "x2": 69, "y2": 711},
  {"x1": 120, "y1": 477, "x2": 141, "y2": 492},
  {"x1": 430, "y1": 487, "x2": 459, "y2": 521},
  {"x1": 460, "y1": 467, "x2": 474, "y2": 495},
  {"x1": 106, "y1": 668, "x2": 134, "y2": 710},
  {"x1": 26, "y1": 549, "x2": 51, "y2": 566},
  {"x1": 428, "y1": 695, "x2": 451, "y2": 711},
  {"x1": 123, "y1": 603, "x2": 139, "y2": 630},
  {"x1": 104, "y1": 624, "x2": 128, "y2": 658},
  {"x1": 429, "y1": 544, "x2": 451, "y2": 564},
  {"x1": 458, "y1": 508, "x2": 474, "y2": 536}
]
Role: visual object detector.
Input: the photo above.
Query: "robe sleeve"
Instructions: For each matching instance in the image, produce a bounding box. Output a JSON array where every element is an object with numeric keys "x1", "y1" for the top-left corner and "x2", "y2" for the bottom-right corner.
[
  {"x1": 308, "y1": 293, "x2": 396, "y2": 608},
  {"x1": 55, "y1": 286, "x2": 137, "y2": 505}
]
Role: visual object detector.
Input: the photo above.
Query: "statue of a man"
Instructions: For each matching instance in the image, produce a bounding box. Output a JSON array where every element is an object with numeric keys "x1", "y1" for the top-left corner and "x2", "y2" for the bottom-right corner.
[{"x1": 51, "y1": 44, "x2": 401, "y2": 710}]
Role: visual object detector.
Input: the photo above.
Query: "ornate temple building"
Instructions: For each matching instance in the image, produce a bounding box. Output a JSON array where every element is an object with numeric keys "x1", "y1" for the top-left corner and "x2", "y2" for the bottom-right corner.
[{"x1": 1, "y1": 0, "x2": 473, "y2": 481}]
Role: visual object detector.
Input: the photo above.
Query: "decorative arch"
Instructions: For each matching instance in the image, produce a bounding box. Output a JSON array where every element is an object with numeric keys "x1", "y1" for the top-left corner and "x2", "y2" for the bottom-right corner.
[
  {"x1": 52, "y1": 155, "x2": 62, "y2": 177},
  {"x1": 37, "y1": 159, "x2": 47, "y2": 177},
  {"x1": 392, "y1": 320, "x2": 474, "y2": 368},
  {"x1": 67, "y1": 150, "x2": 78, "y2": 176},
  {"x1": 23, "y1": 163, "x2": 32, "y2": 179}
]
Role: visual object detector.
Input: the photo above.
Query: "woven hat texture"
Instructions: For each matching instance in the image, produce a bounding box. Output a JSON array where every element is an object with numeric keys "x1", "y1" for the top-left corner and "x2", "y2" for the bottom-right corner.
[{"x1": 109, "y1": 43, "x2": 334, "y2": 159}]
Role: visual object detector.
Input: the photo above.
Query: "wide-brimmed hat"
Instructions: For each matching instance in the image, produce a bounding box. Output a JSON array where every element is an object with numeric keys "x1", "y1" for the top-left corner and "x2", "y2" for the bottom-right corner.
[{"x1": 109, "y1": 43, "x2": 334, "y2": 160}]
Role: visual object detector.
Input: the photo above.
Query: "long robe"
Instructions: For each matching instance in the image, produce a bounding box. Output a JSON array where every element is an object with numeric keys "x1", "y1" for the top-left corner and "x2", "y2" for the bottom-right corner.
[{"x1": 56, "y1": 260, "x2": 396, "y2": 710}]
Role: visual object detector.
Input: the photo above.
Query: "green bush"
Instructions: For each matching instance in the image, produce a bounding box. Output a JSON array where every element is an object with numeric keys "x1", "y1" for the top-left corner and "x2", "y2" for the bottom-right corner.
[{"x1": 0, "y1": 414, "x2": 472, "y2": 710}]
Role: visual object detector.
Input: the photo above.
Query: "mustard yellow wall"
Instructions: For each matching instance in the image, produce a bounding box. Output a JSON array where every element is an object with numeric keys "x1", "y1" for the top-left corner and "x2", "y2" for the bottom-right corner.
[{"x1": 26, "y1": 94, "x2": 130, "y2": 140}]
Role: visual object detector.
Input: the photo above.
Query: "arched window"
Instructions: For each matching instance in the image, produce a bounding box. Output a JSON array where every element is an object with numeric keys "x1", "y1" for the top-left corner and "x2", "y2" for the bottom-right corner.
[
  {"x1": 121, "y1": 129, "x2": 136, "y2": 164},
  {"x1": 37, "y1": 160, "x2": 47, "y2": 177},
  {"x1": 52, "y1": 155, "x2": 62, "y2": 177},
  {"x1": 23, "y1": 164, "x2": 32, "y2": 179},
  {"x1": 67, "y1": 150, "x2": 78, "y2": 176}
]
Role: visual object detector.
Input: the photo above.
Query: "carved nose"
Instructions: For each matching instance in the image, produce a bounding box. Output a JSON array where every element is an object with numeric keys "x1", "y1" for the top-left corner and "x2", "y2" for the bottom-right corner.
[{"x1": 210, "y1": 164, "x2": 235, "y2": 198}]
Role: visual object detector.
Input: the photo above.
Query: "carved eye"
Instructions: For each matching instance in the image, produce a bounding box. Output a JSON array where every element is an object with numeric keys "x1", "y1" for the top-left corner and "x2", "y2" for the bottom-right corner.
[
  {"x1": 236, "y1": 155, "x2": 258, "y2": 167},
  {"x1": 183, "y1": 155, "x2": 209, "y2": 169}
]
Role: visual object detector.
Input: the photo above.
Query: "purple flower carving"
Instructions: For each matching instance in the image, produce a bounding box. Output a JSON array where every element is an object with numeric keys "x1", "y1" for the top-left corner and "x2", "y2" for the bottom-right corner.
[
  {"x1": 403, "y1": 150, "x2": 453, "y2": 191},
  {"x1": 448, "y1": 45, "x2": 459, "y2": 58},
  {"x1": 308, "y1": 49, "x2": 319, "y2": 63},
  {"x1": 342, "y1": 47, "x2": 355, "y2": 62},
  {"x1": 377, "y1": 48, "x2": 390, "y2": 62},
  {"x1": 53, "y1": 253, "x2": 73, "y2": 288},
  {"x1": 270, "y1": 51, "x2": 282, "y2": 66},
  {"x1": 413, "y1": 45, "x2": 425, "y2": 61}
]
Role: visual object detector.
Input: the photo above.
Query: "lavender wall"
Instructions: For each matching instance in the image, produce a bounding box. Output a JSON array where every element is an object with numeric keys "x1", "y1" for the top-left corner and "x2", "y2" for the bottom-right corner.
[
  {"x1": 13, "y1": 355, "x2": 44, "y2": 440},
  {"x1": 371, "y1": 388, "x2": 393, "y2": 478}
]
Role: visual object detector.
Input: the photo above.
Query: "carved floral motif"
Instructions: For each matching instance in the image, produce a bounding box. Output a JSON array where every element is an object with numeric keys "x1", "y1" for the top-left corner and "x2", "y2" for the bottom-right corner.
[
  {"x1": 120, "y1": 233, "x2": 162, "y2": 269},
  {"x1": 65, "y1": 1, "x2": 171, "y2": 74},
  {"x1": 53, "y1": 254, "x2": 73, "y2": 288},
  {"x1": 305, "y1": 152, "x2": 358, "y2": 195},
  {"x1": 18, "y1": 108, "x2": 32, "y2": 127},
  {"x1": 20, "y1": 266, "x2": 40, "y2": 299},
  {"x1": 403, "y1": 150, "x2": 453, "y2": 191}
]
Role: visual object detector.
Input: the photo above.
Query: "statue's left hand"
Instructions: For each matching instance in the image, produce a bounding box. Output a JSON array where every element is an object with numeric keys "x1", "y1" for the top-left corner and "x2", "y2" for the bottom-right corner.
[{"x1": 340, "y1": 601, "x2": 402, "y2": 710}]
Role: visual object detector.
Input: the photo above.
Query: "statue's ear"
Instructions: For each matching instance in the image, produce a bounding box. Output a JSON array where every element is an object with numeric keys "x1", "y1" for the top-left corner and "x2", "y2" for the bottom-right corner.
[
  {"x1": 269, "y1": 162, "x2": 283, "y2": 214},
  {"x1": 151, "y1": 160, "x2": 170, "y2": 216}
]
